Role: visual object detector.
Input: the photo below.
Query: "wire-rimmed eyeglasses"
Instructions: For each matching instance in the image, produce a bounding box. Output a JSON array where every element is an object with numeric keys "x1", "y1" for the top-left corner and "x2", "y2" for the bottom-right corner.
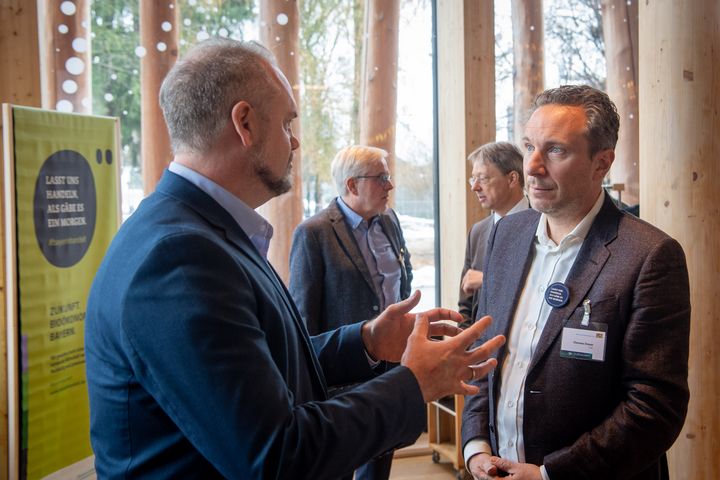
[{"x1": 468, "y1": 175, "x2": 493, "y2": 187}]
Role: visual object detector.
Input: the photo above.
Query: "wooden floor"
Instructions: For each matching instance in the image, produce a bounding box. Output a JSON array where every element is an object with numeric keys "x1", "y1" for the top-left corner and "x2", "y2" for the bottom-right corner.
[
  {"x1": 389, "y1": 455, "x2": 462, "y2": 480},
  {"x1": 387, "y1": 433, "x2": 466, "y2": 480}
]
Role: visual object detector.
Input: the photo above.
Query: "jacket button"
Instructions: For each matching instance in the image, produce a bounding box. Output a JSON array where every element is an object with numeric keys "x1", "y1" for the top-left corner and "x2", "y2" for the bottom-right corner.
[{"x1": 373, "y1": 305, "x2": 379, "y2": 311}]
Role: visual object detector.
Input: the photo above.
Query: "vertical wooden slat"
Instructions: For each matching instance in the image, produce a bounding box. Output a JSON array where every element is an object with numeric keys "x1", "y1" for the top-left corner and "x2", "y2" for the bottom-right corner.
[
  {"x1": 259, "y1": 0, "x2": 302, "y2": 282},
  {"x1": 640, "y1": 0, "x2": 720, "y2": 478},
  {"x1": 437, "y1": 0, "x2": 495, "y2": 310},
  {"x1": 511, "y1": 0, "x2": 544, "y2": 145},
  {"x1": 0, "y1": 2, "x2": 41, "y2": 108},
  {"x1": 0, "y1": 2, "x2": 41, "y2": 477},
  {"x1": 39, "y1": 0, "x2": 92, "y2": 114},
  {"x1": 359, "y1": 0, "x2": 400, "y2": 204},
  {"x1": 603, "y1": 0, "x2": 639, "y2": 206},
  {"x1": 140, "y1": 0, "x2": 179, "y2": 194}
]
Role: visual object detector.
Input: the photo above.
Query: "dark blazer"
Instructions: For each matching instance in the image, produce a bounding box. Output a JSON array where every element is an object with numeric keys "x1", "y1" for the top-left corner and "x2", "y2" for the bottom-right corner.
[
  {"x1": 458, "y1": 215, "x2": 493, "y2": 324},
  {"x1": 85, "y1": 171, "x2": 425, "y2": 480},
  {"x1": 289, "y1": 198, "x2": 412, "y2": 336},
  {"x1": 461, "y1": 194, "x2": 690, "y2": 480}
]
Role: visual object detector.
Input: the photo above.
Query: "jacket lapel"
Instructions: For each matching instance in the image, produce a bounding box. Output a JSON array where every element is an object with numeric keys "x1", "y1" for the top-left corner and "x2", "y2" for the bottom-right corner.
[
  {"x1": 528, "y1": 196, "x2": 620, "y2": 371},
  {"x1": 157, "y1": 171, "x2": 328, "y2": 393},
  {"x1": 328, "y1": 199, "x2": 379, "y2": 297}
]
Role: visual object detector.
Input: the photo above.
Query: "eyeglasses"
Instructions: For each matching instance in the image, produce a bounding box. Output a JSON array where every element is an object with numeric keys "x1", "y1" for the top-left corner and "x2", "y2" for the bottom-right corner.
[
  {"x1": 468, "y1": 175, "x2": 493, "y2": 186},
  {"x1": 356, "y1": 174, "x2": 393, "y2": 185}
]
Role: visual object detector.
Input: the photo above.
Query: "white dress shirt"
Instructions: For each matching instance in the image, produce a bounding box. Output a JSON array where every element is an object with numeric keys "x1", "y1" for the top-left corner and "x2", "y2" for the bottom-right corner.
[{"x1": 464, "y1": 192, "x2": 604, "y2": 479}]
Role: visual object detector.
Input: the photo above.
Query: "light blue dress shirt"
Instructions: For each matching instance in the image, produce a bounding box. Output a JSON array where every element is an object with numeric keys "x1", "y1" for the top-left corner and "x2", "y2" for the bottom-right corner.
[
  {"x1": 168, "y1": 162, "x2": 273, "y2": 258},
  {"x1": 336, "y1": 197, "x2": 401, "y2": 311}
]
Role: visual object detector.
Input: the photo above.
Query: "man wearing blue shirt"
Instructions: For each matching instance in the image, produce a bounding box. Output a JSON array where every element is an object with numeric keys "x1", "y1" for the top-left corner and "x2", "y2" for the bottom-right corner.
[{"x1": 289, "y1": 145, "x2": 413, "y2": 480}]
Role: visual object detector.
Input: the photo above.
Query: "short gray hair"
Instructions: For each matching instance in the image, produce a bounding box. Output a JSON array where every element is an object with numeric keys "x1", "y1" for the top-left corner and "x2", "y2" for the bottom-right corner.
[
  {"x1": 159, "y1": 38, "x2": 278, "y2": 154},
  {"x1": 331, "y1": 145, "x2": 388, "y2": 196},
  {"x1": 468, "y1": 141, "x2": 524, "y2": 188},
  {"x1": 531, "y1": 85, "x2": 620, "y2": 157}
]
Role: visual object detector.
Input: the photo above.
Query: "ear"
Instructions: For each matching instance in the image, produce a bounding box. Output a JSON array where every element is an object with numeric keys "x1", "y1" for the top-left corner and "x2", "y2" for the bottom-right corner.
[
  {"x1": 507, "y1": 170, "x2": 520, "y2": 187},
  {"x1": 230, "y1": 101, "x2": 258, "y2": 147},
  {"x1": 346, "y1": 177, "x2": 358, "y2": 196},
  {"x1": 592, "y1": 149, "x2": 615, "y2": 180}
]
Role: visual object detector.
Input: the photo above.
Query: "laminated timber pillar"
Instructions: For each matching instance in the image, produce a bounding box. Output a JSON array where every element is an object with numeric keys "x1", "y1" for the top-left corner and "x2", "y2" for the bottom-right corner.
[
  {"x1": 259, "y1": 0, "x2": 302, "y2": 282},
  {"x1": 140, "y1": 0, "x2": 179, "y2": 194},
  {"x1": 360, "y1": 0, "x2": 400, "y2": 204},
  {"x1": 437, "y1": 0, "x2": 495, "y2": 309},
  {"x1": 602, "y1": 0, "x2": 639, "y2": 206},
  {"x1": 1, "y1": 3, "x2": 41, "y2": 478},
  {"x1": 639, "y1": 0, "x2": 720, "y2": 478},
  {"x1": 511, "y1": 0, "x2": 543, "y2": 145},
  {"x1": 39, "y1": 0, "x2": 91, "y2": 114}
]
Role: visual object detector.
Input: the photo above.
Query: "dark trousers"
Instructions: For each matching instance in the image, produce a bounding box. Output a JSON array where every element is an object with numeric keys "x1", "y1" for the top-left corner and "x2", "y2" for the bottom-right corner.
[{"x1": 340, "y1": 450, "x2": 393, "y2": 480}]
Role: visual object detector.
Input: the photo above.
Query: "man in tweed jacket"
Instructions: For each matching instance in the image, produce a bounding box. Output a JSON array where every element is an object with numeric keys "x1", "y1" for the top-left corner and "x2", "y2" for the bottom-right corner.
[{"x1": 289, "y1": 145, "x2": 412, "y2": 480}]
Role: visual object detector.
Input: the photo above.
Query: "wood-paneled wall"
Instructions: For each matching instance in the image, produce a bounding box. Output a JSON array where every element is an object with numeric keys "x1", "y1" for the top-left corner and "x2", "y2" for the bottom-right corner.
[
  {"x1": 639, "y1": 1, "x2": 720, "y2": 478},
  {"x1": 436, "y1": 0, "x2": 495, "y2": 310}
]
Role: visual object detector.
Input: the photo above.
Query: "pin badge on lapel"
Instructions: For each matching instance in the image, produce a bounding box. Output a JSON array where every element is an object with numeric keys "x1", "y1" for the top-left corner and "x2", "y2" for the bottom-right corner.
[{"x1": 545, "y1": 282, "x2": 570, "y2": 308}]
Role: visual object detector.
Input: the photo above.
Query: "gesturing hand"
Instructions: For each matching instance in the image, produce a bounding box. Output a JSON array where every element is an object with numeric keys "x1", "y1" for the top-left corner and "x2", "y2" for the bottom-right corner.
[
  {"x1": 361, "y1": 291, "x2": 466, "y2": 363},
  {"x1": 401, "y1": 313, "x2": 505, "y2": 402}
]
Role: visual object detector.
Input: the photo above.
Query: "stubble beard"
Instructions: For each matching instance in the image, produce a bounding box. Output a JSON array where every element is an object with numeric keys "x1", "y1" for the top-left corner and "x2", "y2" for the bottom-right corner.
[{"x1": 251, "y1": 144, "x2": 293, "y2": 197}]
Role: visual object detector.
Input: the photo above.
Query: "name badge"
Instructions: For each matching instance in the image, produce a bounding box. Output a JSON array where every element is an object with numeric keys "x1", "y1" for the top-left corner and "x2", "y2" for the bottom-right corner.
[{"x1": 560, "y1": 324, "x2": 607, "y2": 362}]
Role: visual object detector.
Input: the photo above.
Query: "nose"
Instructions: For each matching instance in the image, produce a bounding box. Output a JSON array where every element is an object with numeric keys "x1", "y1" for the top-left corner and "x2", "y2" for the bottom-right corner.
[
  {"x1": 471, "y1": 179, "x2": 482, "y2": 192},
  {"x1": 385, "y1": 179, "x2": 394, "y2": 191},
  {"x1": 524, "y1": 149, "x2": 545, "y2": 177}
]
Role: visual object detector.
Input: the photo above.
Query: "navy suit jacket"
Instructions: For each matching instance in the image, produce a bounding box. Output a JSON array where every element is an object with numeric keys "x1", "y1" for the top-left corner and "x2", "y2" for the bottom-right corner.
[
  {"x1": 85, "y1": 171, "x2": 425, "y2": 479},
  {"x1": 289, "y1": 198, "x2": 412, "y2": 336},
  {"x1": 461, "y1": 194, "x2": 690, "y2": 480}
]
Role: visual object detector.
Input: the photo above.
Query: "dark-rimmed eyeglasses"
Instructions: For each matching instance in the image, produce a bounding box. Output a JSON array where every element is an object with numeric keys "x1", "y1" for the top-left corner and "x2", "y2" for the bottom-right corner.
[{"x1": 356, "y1": 174, "x2": 393, "y2": 185}]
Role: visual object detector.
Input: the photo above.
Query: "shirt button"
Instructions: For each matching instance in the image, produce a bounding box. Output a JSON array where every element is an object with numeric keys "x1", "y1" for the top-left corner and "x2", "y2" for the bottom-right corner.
[
  {"x1": 539, "y1": 285, "x2": 546, "y2": 293},
  {"x1": 372, "y1": 305, "x2": 379, "y2": 311},
  {"x1": 507, "y1": 400, "x2": 514, "y2": 408},
  {"x1": 508, "y1": 440, "x2": 514, "y2": 447}
]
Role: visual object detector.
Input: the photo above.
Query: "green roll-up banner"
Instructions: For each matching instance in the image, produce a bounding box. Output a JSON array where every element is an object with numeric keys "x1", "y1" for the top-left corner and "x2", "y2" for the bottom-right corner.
[{"x1": 6, "y1": 106, "x2": 120, "y2": 479}]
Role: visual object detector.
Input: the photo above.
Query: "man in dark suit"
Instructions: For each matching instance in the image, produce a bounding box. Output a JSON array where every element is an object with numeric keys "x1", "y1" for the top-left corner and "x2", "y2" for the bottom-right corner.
[
  {"x1": 459, "y1": 141, "x2": 527, "y2": 325},
  {"x1": 461, "y1": 85, "x2": 690, "y2": 480},
  {"x1": 289, "y1": 145, "x2": 412, "y2": 480},
  {"x1": 85, "y1": 38, "x2": 505, "y2": 479}
]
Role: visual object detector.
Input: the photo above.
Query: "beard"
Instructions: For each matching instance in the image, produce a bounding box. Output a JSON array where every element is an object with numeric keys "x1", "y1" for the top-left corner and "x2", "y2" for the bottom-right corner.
[{"x1": 251, "y1": 144, "x2": 293, "y2": 197}]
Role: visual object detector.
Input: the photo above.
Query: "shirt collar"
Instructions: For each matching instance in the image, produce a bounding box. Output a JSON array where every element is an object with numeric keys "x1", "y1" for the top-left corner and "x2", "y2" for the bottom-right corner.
[
  {"x1": 336, "y1": 196, "x2": 368, "y2": 230},
  {"x1": 493, "y1": 195, "x2": 529, "y2": 224},
  {"x1": 168, "y1": 161, "x2": 274, "y2": 257},
  {"x1": 535, "y1": 190, "x2": 605, "y2": 248}
]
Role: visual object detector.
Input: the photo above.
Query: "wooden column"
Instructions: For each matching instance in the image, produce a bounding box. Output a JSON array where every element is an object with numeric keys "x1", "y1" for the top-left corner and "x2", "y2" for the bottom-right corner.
[
  {"x1": 259, "y1": 0, "x2": 302, "y2": 282},
  {"x1": 360, "y1": 0, "x2": 400, "y2": 203},
  {"x1": 140, "y1": 1, "x2": 179, "y2": 194},
  {"x1": 639, "y1": 1, "x2": 720, "y2": 478},
  {"x1": 39, "y1": 0, "x2": 91, "y2": 114},
  {"x1": 511, "y1": 0, "x2": 543, "y2": 145},
  {"x1": 603, "y1": 0, "x2": 639, "y2": 206},
  {"x1": 437, "y1": 0, "x2": 495, "y2": 309},
  {"x1": 1, "y1": 3, "x2": 41, "y2": 478}
]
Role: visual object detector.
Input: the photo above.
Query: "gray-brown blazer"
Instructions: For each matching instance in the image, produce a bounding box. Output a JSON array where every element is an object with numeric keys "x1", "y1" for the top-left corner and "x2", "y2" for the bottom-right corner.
[
  {"x1": 462, "y1": 193, "x2": 690, "y2": 480},
  {"x1": 289, "y1": 198, "x2": 412, "y2": 336},
  {"x1": 458, "y1": 215, "x2": 493, "y2": 324}
]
